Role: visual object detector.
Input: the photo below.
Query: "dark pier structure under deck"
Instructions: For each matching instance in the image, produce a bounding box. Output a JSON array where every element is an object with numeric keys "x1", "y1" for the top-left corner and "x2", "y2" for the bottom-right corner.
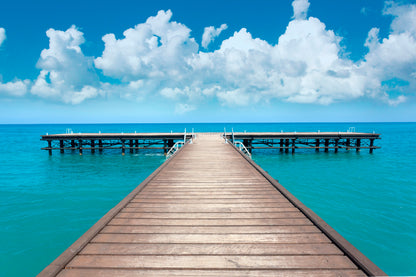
[
  {"x1": 41, "y1": 133, "x2": 193, "y2": 155},
  {"x1": 225, "y1": 132, "x2": 380, "y2": 154}
]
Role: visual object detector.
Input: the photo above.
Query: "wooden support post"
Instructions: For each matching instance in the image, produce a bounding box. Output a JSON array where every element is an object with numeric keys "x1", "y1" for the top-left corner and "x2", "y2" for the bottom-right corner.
[
  {"x1": 71, "y1": 140, "x2": 75, "y2": 150},
  {"x1": 168, "y1": 139, "x2": 174, "y2": 149},
  {"x1": 315, "y1": 139, "x2": 320, "y2": 152},
  {"x1": 285, "y1": 139, "x2": 289, "y2": 153},
  {"x1": 48, "y1": 140, "x2": 52, "y2": 155},
  {"x1": 335, "y1": 139, "x2": 339, "y2": 153},
  {"x1": 370, "y1": 139, "x2": 374, "y2": 154},
  {"x1": 79, "y1": 140, "x2": 83, "y2": 155},
  {"x1": 356, "y1": 139, "x2": 361, "y2": 152},
  {"x1": 99, "y1": 140, "x2": 103, "y2": 152},
  {"x1": 248, "y1": 140, "x2": 252, "y2": 154},
  {"x1": 324, "y1": 139, "x2": 329, "y2": 152},
  {"x1": 279, "y1": 139, "x2": 283, "y2": 152},
  {"x1": 346, "y1": 139, "x2": 350, "y2": 150},
  {"x1": 129, "y1": 140, "x2": 134, "y2": 153},
  {"x1": 121, "y1": 140, "x2": 125, "y2": 155},
  {"x1": 91, "y1": 140, "x2": 95, "y2": 154},
  {"x1": 60, "y1": 140, "x2": 64, "y2": 153},
  {"x1": 291, "y1": 139, "x2": 295, "y2": 154},
  {"x1": 135, "y1": 140, "x2": 139, "y2": 152}
]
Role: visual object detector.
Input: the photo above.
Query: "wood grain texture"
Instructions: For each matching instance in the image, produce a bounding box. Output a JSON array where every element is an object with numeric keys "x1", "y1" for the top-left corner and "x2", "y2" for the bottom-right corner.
[
  {"x1": 41, "y1": 133, "x2": 383, "y2": 276},
  {"x1": 58, "y1": 269, "x2": 367, "y2": 277}
]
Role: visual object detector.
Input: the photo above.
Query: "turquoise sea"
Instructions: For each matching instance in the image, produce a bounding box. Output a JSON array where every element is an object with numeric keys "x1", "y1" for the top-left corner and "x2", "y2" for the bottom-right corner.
[{"x1": 0, "y1": 123, "x2": 415, "y2": 276}]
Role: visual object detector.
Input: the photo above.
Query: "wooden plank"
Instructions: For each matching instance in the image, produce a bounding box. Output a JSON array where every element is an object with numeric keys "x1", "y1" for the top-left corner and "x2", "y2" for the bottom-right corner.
[
  {"x1": 67, "y1": 255, "x2": 357, "y2": 269},
  {"x1": 126, "y1": 203, "x2": 296, "y2": 208},
  {"x1": 140, "y1": 190, "x2": 279, "y2": 194},
  {"x1": 58, "y1": 269, "x2": 367, "y2": 277},
  {"x1": 100, "y1": 225, "x2": 321, "y2": 234},
  {"x1": 92, "y1": 233, "x2": 330, "y2": 244},
  {"x1": 130, "y1": 198, "x2": 290, "y2": 204},
  {"x1": 135, "y1": 190, "x2": 286, "y2": 196},
  {"x1": 81, "y1": 242, "x2": 342, "y2": 255},
  {"x1": 115, "y1": 211, "x2": 305, "y2": 219},
  {"x1": 122, "y1": 206, "x2": 298, "y2": 213},
  {"x1": 108, "y1": 218, "x2": 313, "y2": 226}
]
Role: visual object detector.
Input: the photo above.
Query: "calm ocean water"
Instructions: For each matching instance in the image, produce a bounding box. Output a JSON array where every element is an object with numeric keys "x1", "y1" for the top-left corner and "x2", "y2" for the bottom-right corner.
[{"x1": 0, "y1": 123, "x2": 414, "y2": 276}]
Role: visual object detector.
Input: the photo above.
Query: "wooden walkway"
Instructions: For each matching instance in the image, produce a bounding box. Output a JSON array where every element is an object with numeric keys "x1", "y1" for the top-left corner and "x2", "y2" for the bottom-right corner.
[{"x1": 39, "y1": 133, "x2": 385, "y2": 276}]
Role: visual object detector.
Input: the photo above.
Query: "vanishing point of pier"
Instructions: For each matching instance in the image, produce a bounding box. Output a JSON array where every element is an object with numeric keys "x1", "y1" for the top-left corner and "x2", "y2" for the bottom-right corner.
[{"x1": 39, "y1": 132, "x2": 384, "y2": 276}]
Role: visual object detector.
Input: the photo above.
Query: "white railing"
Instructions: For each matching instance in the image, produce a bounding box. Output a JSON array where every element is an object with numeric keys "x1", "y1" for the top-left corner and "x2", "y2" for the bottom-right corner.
[
  {"x1": 234, "y1": 141, "x2": 252, "y2": 159},
  {"x1": 223, "y1": 128, "x2": 251, "y2": 158},
  {"x1": 166, "y1": 141, "x2": 184, "y2": 159}
]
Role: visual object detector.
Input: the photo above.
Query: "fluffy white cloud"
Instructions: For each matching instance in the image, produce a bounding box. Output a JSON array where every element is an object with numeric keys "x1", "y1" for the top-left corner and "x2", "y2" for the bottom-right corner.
[
  {"x1": 94, "y1": 10, "x2": 198, "y2": 82},
  {"x1": 361, "y1": 1, "x2": 416, "y2": 103},
  {"x1": 31, "y1": 26, "x2": 99, "y2": 104},
  {"x1": 0, "y1": 79, "x2": 29, "y2": 97},
  {"x1": 16, "y1": 0, "x2": 415, "y2": 108},
  {"x1": 292, "y1": 0, "x2": 310, "y2": 20},
  {"x1": 0, "y1": 28, "x2": 5, "y2": 46},
  {"x1": 201, "y1": 24, "x2": 228, "y2": 49}
]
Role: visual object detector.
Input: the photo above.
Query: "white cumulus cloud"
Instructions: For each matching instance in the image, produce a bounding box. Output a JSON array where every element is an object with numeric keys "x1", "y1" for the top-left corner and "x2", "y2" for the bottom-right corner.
[
  {"x1": 201, "y1": 24, "x2": 228, "y2": 49},
  {"x1": 31, "y1": 25, "x2": 99, "y2": 104},
  {"x1": 14, "y1": 0, "x2": 414, "y2": 109},
  {"x1": 0, "y1": 79, "x2": 30, "y2": 97},
  {"x1": 361, "y1": 1, "x2": 416, "y2": 103},
  {"x1": 292, "y1": 0, "x2": 310, "y2": 20},
  {"x1": 94, "y1": 10, "x2": 198, "y2": 82},
  {"x1": 0, "y1": 28, "x2": 5, "y2": 46}
]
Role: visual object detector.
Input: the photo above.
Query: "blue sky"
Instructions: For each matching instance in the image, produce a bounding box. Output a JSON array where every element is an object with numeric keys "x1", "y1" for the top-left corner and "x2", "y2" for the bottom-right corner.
[{"x1": 0, "y1": 0, "x2": 416, "y2": 123}]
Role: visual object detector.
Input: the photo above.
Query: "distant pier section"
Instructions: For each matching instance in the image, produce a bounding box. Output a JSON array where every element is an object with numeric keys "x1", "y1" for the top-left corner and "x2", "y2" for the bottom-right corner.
[
  {"x1": 41, "y1": 132, "x2": 194, "y2": 155},
  {"x1": 225, "y1": 131, "x2": 380, "y2": 154},
  {"x1": 41, "y1": 130, "x2": 380, "y2": 155}
]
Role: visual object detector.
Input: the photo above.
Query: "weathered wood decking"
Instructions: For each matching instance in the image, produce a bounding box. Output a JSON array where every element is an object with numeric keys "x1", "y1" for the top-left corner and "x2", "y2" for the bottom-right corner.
[{"x1": 39, "y1": 133, "x2": 385, "y2": 276}]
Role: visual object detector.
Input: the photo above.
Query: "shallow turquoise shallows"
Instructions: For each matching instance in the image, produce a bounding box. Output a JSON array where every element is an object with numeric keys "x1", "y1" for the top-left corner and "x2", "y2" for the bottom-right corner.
[{"x1": 0, "y1": 123, "x2": 415, "y2": 276}]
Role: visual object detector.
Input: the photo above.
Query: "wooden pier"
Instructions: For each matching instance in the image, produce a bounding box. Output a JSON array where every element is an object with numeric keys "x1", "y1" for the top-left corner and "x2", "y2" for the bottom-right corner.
[
  {"x1": 226, "y1": 132, "x2": 380, "y2": 154},
  {"x1": 39, "y1": 133, "x2": 385, "y2": 276},
  {"x1": 41, "y1": 131, "x2": 380, "y2": 155},
  {"x1": 41, "y1": 133, "x2": 193, "y2": 155}
]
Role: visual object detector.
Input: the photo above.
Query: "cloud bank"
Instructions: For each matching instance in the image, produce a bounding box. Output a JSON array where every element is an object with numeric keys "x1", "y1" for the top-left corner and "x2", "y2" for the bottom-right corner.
[{"x1": 2, "y1": 0, "x2": 416, "y2": 109}]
